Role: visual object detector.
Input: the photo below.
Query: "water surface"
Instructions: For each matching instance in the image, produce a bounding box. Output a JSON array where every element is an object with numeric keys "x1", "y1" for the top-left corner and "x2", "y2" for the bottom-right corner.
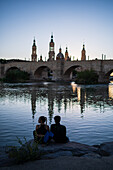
[{"x1": 0, "y1": 82, "x2": 113, "y2": 146}]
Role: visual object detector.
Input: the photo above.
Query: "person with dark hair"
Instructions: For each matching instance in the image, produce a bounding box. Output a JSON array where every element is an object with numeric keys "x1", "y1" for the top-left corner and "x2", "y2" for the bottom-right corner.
[
  {"x1": 50, "y1": 115, "x2": 69, "y2": 143},
  {"x1": 33, "y1": 116, "x2": 49, "y2": 143}
]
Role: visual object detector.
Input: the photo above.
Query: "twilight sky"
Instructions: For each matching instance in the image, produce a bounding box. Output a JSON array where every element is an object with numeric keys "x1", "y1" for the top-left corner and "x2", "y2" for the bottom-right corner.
[{"x1": 0, "y1": 0, "x2": 113, "y2": 61}]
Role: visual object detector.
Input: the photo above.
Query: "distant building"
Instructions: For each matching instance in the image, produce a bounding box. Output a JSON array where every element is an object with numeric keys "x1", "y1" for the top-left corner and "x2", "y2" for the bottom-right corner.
[
  {"x1": 81, "y1": 44, "x2": 86, "y2": 60},
  {"x1": 31, "y1": 35, "x2": 87, "y2": 61},
  {"x1": 31, "y1": 38, "x2": 37, "y2": 61},
  {"x1": 48, "y1": 34, "x2": 55, "y2": 61}
]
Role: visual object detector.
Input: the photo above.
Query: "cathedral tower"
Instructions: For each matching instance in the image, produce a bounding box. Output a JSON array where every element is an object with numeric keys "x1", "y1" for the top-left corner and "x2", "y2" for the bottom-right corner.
[
  {"x1": 65, "y1": 47, "x2": 70, "y2": 61},
  {"x1": 81, "y1": 44, "x2": 86, "y2": 61},
  {"x1": 48, "y1": 34, "x2": 55, "y2": 60},
  {"x1": 31, "y1": 38, "x2": 37, "y2": 61}
]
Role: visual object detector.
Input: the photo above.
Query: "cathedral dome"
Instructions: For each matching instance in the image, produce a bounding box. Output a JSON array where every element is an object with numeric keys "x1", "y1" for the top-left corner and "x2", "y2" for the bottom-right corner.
[{"x1": 56, "y1": 47, "x2": 64, "y2": 60}]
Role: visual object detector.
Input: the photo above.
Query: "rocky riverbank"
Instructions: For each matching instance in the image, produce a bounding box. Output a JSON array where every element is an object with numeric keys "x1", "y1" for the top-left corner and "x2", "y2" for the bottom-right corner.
[{"x1": 0, "y1": 140, "x2": 113, "y2": 169}]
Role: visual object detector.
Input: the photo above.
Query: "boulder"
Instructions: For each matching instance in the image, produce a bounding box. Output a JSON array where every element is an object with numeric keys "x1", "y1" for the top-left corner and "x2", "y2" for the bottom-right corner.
[
  {"x1": 82, "y1": 152, "x2": 101, "y2": 158},
  {"x1": 41, "y1": 151, "x2": 72, "y2": 159},
  {"x1": 36, "y1": 141, "x2": 98, "y2": 155},
  {"x1": 99, "y1": 141, "x2": 113, "y2": 156}
]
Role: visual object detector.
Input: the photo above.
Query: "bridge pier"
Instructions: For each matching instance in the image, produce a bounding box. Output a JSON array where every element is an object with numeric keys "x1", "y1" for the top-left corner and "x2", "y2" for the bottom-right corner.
[
  {"x1": 0, "y1": 64, "x2": 5, "y2": 79},
  {"x1": 98, "y1": 72, "x2": 109, "y2": 84}
]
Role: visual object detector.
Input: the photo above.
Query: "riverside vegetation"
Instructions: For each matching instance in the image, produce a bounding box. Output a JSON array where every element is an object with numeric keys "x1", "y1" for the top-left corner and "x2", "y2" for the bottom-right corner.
[
  {"x1": 1, "y1": 69, "x2": 30, "y2": 83},
  {"x1": 76, "y1": 70, "x2": 99, "y2": 84},
  {"x1": 6, "y1": 137, "x2": 41, "y2": 164}
]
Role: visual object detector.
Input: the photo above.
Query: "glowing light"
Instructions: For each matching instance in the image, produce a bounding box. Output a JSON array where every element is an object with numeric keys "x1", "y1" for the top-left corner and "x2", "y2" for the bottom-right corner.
[
  {"x1": 109, "y1": 84, "x2": 113, "y2": 99},
  {"x1": 77, "y1": 87, "x2": 81, "y2": 101},
  {"x1": 71, "y1": 82, "x2": 77, "y2": 93}
]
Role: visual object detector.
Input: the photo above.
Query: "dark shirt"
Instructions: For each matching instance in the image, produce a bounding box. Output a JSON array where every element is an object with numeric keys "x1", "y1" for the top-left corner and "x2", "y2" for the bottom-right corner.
[
  {"x1": 51, "y1": 123, "x2": 67, "y2": 143},
  {"x1": 35, "y1": 125, "x2": 48, "y2": 143},
  {"x1": 36, "y1": 125, "x2": 47, "y2": 135}
]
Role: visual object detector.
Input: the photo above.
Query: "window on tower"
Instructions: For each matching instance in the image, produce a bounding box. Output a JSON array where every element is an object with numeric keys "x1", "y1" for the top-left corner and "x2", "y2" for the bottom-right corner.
[{"x1": 50, "y1": 47, "x2": 54, "y2": 51}]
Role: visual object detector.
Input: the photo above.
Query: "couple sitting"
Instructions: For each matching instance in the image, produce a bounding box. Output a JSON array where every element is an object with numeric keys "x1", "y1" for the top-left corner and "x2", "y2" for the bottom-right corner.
[{"x1": 33, "y1": 115, "x2": 69, "y2": 144}]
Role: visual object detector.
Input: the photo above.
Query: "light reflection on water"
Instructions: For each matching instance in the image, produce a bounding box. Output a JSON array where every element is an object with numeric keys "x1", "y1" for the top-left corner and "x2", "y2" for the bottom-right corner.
[{"x1": 0, "y1": 82, "x2": 113, "y2": 146}]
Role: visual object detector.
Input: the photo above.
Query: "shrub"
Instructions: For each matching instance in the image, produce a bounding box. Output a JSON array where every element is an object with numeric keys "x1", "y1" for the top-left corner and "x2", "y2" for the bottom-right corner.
[
  {"x1": 4, "y1": 70, "x2": 30, "y2": 82},
  {"x1": 6, "y1": 137, "x2": 41, "y2": 164},
  {"x1": 76, "y1": 70, "x2": 98, "y2": 84}
]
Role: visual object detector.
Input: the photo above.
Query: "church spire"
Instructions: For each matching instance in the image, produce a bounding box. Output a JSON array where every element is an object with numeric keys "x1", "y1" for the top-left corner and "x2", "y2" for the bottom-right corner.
[
  {"x1": 65, "y1": 47, "x2": 70, "y2": 61},
  {"x1": 48, "y1": 33, "x2": 55, "y2": 61},
  {"x1": 31, "y1": 38, "x2": 37, "y2": 62},
  {"x1": 59, "y1": 46, "x2": 62, "y2": 53},
  {"x1": 81, "y1": 44, "x2": 86, "y2": 60},
  {"x1": 65, "y1": 47, "x2": 68, "y2": 61},
  {"x1": 51, "y1": 33, "x2": 53, "y2": 42},
  {"x1": 33, "y1": 38, "x2": 36, "y2": 46}
]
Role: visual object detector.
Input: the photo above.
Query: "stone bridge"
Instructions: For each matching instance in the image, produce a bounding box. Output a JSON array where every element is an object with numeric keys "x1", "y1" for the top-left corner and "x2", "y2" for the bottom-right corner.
[{"x1": 0, "y1": 60, "x2": 113, "y2": 83}]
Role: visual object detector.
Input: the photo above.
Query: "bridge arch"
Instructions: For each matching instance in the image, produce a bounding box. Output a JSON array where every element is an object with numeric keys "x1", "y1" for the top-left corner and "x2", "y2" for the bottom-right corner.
[
  {"x1": 34, "y1": 66, "x2": 53, "y2": 80},
  {"x1": 105, "y1": 69, "x2": 113, "y2": 76},
  {"x1": 63, "y1": 65, "x2": 82, "y2": 80},
  {"x1": 6, "y1": 67, "x2": 21, "y2": 75},
  {"x1": 105, "y1": 69, "x2": 113, "y2": 82}
]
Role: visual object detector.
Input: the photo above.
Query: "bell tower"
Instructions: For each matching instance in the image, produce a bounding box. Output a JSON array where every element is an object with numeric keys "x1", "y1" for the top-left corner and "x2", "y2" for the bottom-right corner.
[
  {"x1": 31, "y1": 38, "x2": 37, "y2": 61},
  {"x1": 48, "y1": 34, "x2": 55, "y2": 61},
  {"x1": 65, "y1": 47, "x2": 68, "y2": 61},
  {"x1": 81, "y1": 44, "x2": 86, "y2": 60}
]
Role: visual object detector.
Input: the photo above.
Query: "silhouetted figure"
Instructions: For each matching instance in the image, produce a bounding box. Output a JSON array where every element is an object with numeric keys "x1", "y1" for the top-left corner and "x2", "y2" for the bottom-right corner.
[
  {"x1": 50, "y1": 116, "x2": 69, "y2": 143},
  {"x1": 33, "y1": 116, "x2": 49, "y2": 143}
]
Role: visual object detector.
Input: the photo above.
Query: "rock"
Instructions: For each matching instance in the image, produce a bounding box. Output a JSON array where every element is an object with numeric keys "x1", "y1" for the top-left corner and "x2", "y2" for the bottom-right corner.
[
  {"x1": 42, "y1": 141, "x2": 96, "y2": 151},
  {"x1": 72, "y1": 149, "x2": 88, "y2": 157},
  {"x1": 41, "y1": 151, "x2": 72, "y2": 159},
  {"x1": 1, "y1": 140, "x2": 113, "y2": 167},
  {"x1": 82, "y1": 152, "x2": 101, "y2": 158},
  {"x1": 62, "y1": 141, "x2": 97, "y2": 152},
  {"x1": 99, "y1": 141, "x2": 113, "y2": 156},
  {"x1": 25, "y1": 140, "x2": 98, "y2": 156},
  {"x1": 0, "y1": 147, "x2": 15, "y2": 167}
]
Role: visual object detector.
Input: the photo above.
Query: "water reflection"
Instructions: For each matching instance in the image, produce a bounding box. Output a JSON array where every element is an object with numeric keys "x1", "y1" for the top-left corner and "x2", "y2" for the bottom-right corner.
[
  {"x1": 0, "y1": 82, "x2": 113, "y2": 146},
  {"x1": 72, "y1": 83, "x2": 113, "y2": 112},
  {"x1": 1, "y1": 83, "x2": 112, "y2": 123},
  {"x1": 48, "y1": 87, "x2": 54, "y2": 124},
  {"x1": 71, "y1": 82, "x2": 77, "y2": 93},
  {"x1": 31, "y1": 89, "x2": 36, "y2": 118},
  {"x1": 28, "y1": 83, "x2": 113, "y2": 123},
  {"x1": 109, "y1": 82, "x2": 113, "y2": 99}
]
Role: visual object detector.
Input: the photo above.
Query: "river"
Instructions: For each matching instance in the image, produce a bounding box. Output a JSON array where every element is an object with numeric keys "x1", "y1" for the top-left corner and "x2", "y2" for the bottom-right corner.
[{"x1": 0, "y1": 82, "x2": 113, "y2": 146}]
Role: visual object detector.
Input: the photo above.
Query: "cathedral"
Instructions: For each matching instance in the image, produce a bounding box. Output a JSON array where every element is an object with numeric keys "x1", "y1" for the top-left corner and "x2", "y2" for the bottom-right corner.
[{"x1": 31, "y1": 34, "x2": 86, "y2": 62}]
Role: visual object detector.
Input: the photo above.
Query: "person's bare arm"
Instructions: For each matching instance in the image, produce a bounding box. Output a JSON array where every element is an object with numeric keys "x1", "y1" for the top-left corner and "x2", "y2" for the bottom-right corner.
[
  {"x1": 36, "y1": 125, "x2": 39, "y2": 131},
  {"x1": 46, "y1": 125, "x2": 49, "y2": 131}
]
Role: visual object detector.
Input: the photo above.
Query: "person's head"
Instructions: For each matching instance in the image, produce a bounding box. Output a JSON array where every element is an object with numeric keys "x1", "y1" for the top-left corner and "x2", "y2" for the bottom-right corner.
[
  {"x1": 38, "y1": 116, "x2": 47, "y2": 124},
  {"x1": 54, "y1": 115, "x2": 61, "y2": 124}
]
